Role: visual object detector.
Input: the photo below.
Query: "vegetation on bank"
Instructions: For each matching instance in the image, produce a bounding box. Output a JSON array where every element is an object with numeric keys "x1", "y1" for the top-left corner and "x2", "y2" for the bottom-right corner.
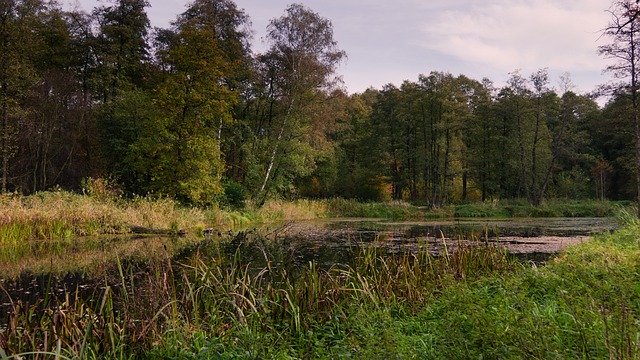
[
  {"x1": 0, "y1": 188, "x2": 628, "y2": 274},
  {"x1": 0, "y1": 190, "x2": 626, "y2": 240},
  {"x1": 2, "y1": 213, "x2": 640, "y2": 358}
]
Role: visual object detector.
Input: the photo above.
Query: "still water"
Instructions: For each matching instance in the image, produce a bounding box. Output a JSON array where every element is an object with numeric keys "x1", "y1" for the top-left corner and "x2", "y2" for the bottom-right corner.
[{"x1": 272, "y1": 217, "x2": 617, "y2": 265}]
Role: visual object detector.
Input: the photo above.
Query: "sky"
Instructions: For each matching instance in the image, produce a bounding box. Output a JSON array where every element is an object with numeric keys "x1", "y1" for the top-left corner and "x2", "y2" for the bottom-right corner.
[{"x1": 64, "y1": 0, "x2": 613, "y2": 96}]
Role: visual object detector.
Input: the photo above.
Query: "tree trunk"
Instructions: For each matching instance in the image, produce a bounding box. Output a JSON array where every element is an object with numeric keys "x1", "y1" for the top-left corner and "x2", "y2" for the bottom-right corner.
[
  {"x1": 0, "y1": 14, "x2": 8, "y2": 193},
  {"x1": 258, "y1": 115, "x2": 287, "y2": 197},
  {"x1": 462, "y1": 171, "x2": 468, "y2": 202},
  {"x1": 635, "y1": 108, "x2": 640, "y2": 218},
  {"x1": 1, "y1": 97, "x2": 7, "y2": 193},
  {"x1": 258, "y1": 96, "x2": 295, "y2": 200},
  {"x1": 531, "y1": 99, "x2": 541, "y2": 204},
  {"x1": 442, "y1": 128, "x2": 451, "y2": 205}
]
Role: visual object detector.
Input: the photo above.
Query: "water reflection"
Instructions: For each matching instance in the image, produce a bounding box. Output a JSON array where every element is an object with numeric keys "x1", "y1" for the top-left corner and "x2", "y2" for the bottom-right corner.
[{"x1": 274, "y1": 217, "x2": 618, "y2": 265}]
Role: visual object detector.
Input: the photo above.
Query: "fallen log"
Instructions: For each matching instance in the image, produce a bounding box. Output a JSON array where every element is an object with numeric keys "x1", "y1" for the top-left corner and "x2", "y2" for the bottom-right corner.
[{"x1": 130, "y1": 226, "x2": 186, "y2": 236}]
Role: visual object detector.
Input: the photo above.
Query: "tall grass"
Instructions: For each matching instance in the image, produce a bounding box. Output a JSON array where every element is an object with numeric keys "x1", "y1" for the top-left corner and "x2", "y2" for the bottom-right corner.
[
  {"x1": 324, "y1": 198, "x2": 424, "y2": 219},
  {"x1": 0, "y1": 233, "x2": 516, "y2": 358},
  {"x1": 257, "y1": 198, "x2": 625, "y2": 220},
  {"x1": 0, "y1": 191, "x2": 218, "y2": 265},
  {"x1": 1, "y1": 190, "x2": 635, "y2": 356},
  {"x1": 3, "y1": 223, "x2": 640, "y2": 358},
  {"x1": 0, "y1": 192, "x2": 623, "y2": 249}
]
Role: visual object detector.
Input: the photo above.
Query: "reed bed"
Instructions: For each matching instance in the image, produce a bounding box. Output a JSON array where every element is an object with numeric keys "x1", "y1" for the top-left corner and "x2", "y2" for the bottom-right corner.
[
  {"x1": 0, "y1": 191, "x2": 636, "y2": 357},
  {"x1": 0, "y1": 191, "x2": 216, "y2": 265},
  {"x1": 2, "y1": 224, "x2": 640, "y2": 358},
  {"x1": 0, "y1": 234, "x2": 516, "y2": 359}
]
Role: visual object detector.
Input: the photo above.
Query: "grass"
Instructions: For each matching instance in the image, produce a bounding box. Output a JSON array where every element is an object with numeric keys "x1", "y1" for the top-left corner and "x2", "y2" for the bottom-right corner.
[
  {"x1": 452, "y1": 198, "x2": 626, "y2": 218},
  {"x1": 273, "y1": 198, "x2": 626, "y2": 220},
  {"x1": 3, "y1": 214, "x2": 640, "y2": 358},
  {"x1": 0, "y1": 191, "x2": 215, "y2": 267},
  {"x1": 0, "y1": 233, "x2": 516, "y2": 358},
  {"x1": 0, "y1": 192, "x2": 625, "y2": 241},
  {"x1": 0, "y1": 189, "x2": 636, "y2": 357}
]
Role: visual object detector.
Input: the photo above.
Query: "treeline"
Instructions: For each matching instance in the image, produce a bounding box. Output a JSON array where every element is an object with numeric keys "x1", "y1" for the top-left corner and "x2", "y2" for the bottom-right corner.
[{"x1": 0, "y1": 0, "x2": 633, "y2": 206}]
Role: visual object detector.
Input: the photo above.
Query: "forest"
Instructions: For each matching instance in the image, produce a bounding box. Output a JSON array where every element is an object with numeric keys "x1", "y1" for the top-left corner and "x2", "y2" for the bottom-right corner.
[
  {"x1": 0, "y1": 0, "x2": 635, "y2": 208},
  {"x1": 8, "y1": 1, "x2": 640, "y2": 358}
]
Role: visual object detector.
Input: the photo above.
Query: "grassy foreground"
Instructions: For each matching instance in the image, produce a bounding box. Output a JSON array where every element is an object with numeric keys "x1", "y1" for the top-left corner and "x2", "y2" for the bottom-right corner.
[
  {"x1": 154, "y1": 221, "x2": 640, "y2": 359},
  {"x1": 2, "y1": 214, "x2": 640, "y2": 358}
]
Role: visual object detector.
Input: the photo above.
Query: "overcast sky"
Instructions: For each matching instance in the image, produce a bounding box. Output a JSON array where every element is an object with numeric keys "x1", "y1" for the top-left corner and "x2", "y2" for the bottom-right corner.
[{"x1": 65, "y1": 0, "x2": 612, "y2": 95}]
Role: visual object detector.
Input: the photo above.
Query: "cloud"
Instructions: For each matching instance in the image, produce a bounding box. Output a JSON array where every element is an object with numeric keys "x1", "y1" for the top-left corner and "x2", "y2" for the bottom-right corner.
[{"x1": 419, "y1": 0, "x2": 609, "y2": 73}]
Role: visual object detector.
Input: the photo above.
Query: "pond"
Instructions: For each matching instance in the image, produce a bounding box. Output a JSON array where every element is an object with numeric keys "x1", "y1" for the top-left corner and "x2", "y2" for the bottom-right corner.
[
  {"x1": 270, "y1": 217, "x2": 617, "y2": 266},
  {"x1": 0, "y1": 217, "x2": 618, "y2": 331}
]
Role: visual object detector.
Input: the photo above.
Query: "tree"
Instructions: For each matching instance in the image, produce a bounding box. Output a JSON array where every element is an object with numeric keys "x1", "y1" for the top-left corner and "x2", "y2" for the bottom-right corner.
[
  {"x1": 255, "y1": 3, "x2": 345, "y2": 200},
  {"x1": 102, "y1": 17, "x2": 235, "y2": 204},
  {"x1": 600, "y1": 0, "x2": 640, "y2": 215},
  {"x1": 529, "y1": 69, "x2": 557, "y2": 204},
  {"x1": 333, "y1": 89, "x2": 387, "y2": 200},
  {"x1": 538, "y1": 89, "x2": 598, "y2": 201},
  {"x1": 16, "y1": 6, "x2": 88, "y2": 192},
  {"x1": 594, "y1": 95, "x2": 636, "y2": 199},
  {"x1": 465, "y1": 78, "x2": 501, "y2": 201},
  {"x1": 93, "y1": 0, "x2": 151, "y2": 101},
  {"x1": 0, "y1": 0, "x2": 46, "y2": 192},
  {"x1": 173, "y1": 0, "x2": 254, "y2": 194}
]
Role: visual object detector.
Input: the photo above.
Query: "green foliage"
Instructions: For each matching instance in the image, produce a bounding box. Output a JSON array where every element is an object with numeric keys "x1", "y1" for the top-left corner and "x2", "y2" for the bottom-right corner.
[
  {"x1": 0, "y1": 0, "x2": 628, "y2": 210},
  {"x1": 451, "y1": 199, "x2": 622, "y2": 218},
  {"x1": 93, "y1": 0, "x2": 151, "y2": 99},
  {"x1": 324, "y1": 198, "x2": 424, "y2": 219},
  {"x1": 221, "y1": 181, "x2": 247, "y2": 209}
]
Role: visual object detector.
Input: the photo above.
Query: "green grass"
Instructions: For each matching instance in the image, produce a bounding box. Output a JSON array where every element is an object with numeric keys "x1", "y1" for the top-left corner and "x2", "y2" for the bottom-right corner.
[
  {"x1": 142, "y1": 224, "x2": 640, "y2": 359},
  {"x1": 450, "y1": 199, "x2": 626, "y2": 218},
  {"x1": 323, "y1": 198, "x2": 425, "y2": 219}
]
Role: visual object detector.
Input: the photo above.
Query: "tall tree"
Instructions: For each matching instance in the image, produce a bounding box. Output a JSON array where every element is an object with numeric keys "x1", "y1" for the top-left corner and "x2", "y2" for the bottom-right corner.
[
  {"x1": 104, "y1": 9, "x2": 238, "y2": 204},
  {"x1": 529, "y1": 69, "x2": 556, "y2": 204},
  {"x1": 333, "y1": 89, "x2": 386, "y2": 200},
  {"x1": 255, "y1": 3, "x2": 345, "y2": 200},
  {"x1": 600, "y1": 0, "x2": 640, "y2": 215},
  {"x1": 174, "y1": 0, "x2": 253, "y2": 190},
  {"x1": 0, "y1": 0, "x2": 45, "y2": 192},
  {"x1": 465, "y1": 78, "x2": 501, "y2": 201},
  {"x1": 93, "y1": 0, "x2": 150, "y2": 101}
]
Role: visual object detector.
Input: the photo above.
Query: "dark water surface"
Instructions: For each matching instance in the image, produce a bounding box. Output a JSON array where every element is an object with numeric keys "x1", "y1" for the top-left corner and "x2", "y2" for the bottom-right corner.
[{"x1": 264, "y1": 217, "x2": 617, "y2": 266}]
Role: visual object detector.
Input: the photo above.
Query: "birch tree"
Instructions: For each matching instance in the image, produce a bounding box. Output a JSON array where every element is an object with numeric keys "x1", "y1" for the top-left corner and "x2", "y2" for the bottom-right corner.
[{"x1": 255, "y1": 3, "x2": 345, "y2": 200}]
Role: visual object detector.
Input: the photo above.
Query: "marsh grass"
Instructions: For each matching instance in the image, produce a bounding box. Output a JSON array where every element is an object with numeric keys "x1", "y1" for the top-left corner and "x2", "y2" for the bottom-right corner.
[
  {"x1": 0, "y1": 191, "x2": 215, "y2": 265},
  {"x1": 4, "y1": 225, "x2": 640, "y2": 358},
  {"x1": 0, "y1": 232, "x2": 516, "y2": 358},
  {"x1": 0, "y1": 192, "x2": 623, "y2": 259},
  {"x1": 321, "y1": 198, "x2": 423, "y2": 219},
  {"x1": 0, "y1": 192, "x2": 636, "y2": 357},
  {"x1": 257, "y1": 198, "x2": 625, "y2": 221}
]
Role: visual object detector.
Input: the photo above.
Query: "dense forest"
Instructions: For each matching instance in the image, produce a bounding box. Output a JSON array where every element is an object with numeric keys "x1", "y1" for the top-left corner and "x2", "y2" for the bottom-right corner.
[{"x1": 0, "y1": 0, "x2": 635, "y2": 207}]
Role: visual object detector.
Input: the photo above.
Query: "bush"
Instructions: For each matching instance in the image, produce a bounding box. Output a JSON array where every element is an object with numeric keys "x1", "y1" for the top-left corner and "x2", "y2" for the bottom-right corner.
[{"x1": 221, "y1": 181, "x2": 247, "y2": 209}]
